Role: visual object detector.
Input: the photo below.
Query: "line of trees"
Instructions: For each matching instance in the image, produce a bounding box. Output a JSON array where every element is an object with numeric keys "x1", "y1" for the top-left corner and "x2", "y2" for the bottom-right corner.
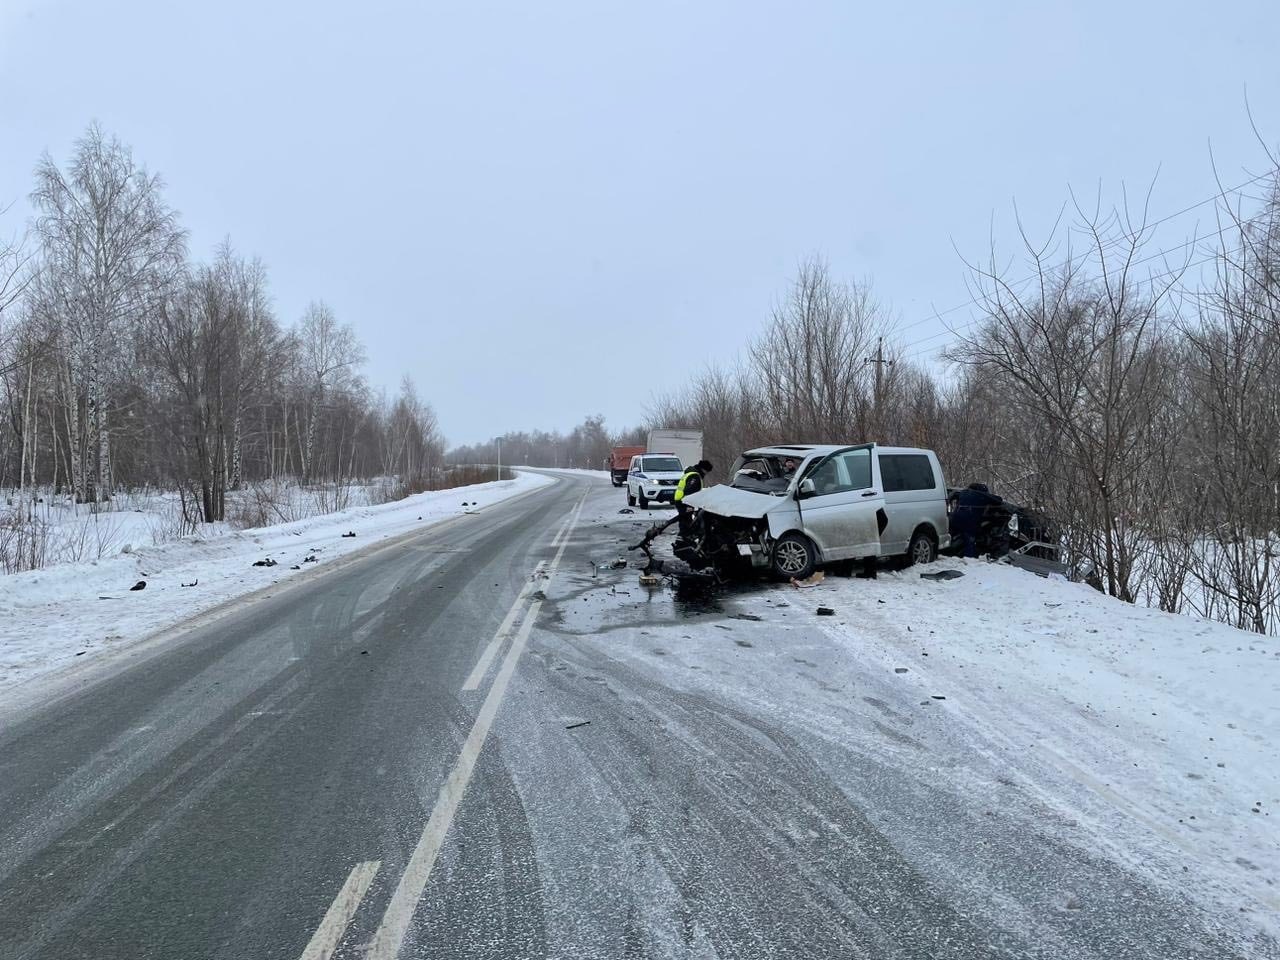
[
  {"x1": 446, "y1": 415, "x2": 646, "y2": 472},
  {"x1": 1, "y1": 123, "x2": 444, "y2": 526},
  {"x1": 647, "y1": 172, "x2": 1280, "y2": 633}
]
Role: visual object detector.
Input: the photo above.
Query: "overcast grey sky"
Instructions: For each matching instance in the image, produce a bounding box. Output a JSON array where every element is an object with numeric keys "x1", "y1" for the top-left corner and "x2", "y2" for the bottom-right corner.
[{"x1": 2, "y1": 0, "x2": 1277, "y2": 444}]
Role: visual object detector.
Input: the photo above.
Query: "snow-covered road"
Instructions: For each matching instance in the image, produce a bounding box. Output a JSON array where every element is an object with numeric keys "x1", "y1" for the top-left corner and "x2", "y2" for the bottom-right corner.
[
  {"x1": 0, "y1": 472, "x2": 552, "y2": 692},
  {"x1": 1, "y1": 470, "x2": 1274, "y2": 958}
]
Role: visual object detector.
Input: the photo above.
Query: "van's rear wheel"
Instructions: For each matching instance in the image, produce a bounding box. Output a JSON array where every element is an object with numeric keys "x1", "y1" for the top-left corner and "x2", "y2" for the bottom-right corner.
[
  {"x1": 906, "y1": 528, "x2": 938, "y2": 566},
  {"x1": 772, "y1": 533, "x2": 816, "y2": 580}
]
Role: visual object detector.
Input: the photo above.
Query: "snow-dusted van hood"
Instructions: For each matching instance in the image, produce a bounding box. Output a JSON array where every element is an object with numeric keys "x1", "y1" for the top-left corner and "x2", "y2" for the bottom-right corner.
[{"x1": 681, "y1": 484, "x2": 781, "y2": 519}]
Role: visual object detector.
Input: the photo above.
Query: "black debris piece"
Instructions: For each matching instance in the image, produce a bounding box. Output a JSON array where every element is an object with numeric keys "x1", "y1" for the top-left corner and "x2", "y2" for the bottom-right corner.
[
  {"x1": 342, "y1": 531, "x2": 356, "y2": 538},
  {"x1": 360, "y1": 650, "x2": 369, "y2": 655},
  {"x1": 931, "y1": 695, "x2": 947, "y2": 700},
  {"x1": 816, "y1": 606, "x2": 835, "y2": 616},
  {"x1": 75, "y1": 651, "x2": 85, "y2": 656},
  {"x1": 130, "y1": 580, "x2": 147, "y2": 591},
  {"x1": 291, "y1": 565, "x2": 301, "y2": 570},
  {"x1": 894, "y1": 667, "x2": 909, "y2": 674},
  {"x1": 304, "y1": 555, "x2": 318, "y2": 563},
  {"x1": 565, "y1": 720, "x2": 591, "y2": 730},
  {"x1": 253, "y1": 558, "x2": 277, "y2": 568},
  {"x1": 618, "y1": 508, "x2": 634, "y2": 514},
  {"x1": 730, "y1": 613, "x2": 763, "y2": 622},
  {"x1": 181, "y1": 580, "x2": 198, "y2": 587},
  {"x1": 921, "y1": 570, "x2": 964, "y2": 581}
]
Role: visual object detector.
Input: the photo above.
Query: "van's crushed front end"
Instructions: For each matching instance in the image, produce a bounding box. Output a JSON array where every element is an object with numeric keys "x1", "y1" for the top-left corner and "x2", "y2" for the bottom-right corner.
[{"x1": 673, "y1": 485, "x2": 792, "y2": 575}]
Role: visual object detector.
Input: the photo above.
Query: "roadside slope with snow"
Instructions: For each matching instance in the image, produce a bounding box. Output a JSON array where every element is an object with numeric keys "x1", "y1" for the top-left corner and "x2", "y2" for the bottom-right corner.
[
  {"x1": 0, "y1": 472, "x2": 554, "y2": 692},
  {"x1": 811, "y1": 559, "x2": 1280, "y2": 938}
]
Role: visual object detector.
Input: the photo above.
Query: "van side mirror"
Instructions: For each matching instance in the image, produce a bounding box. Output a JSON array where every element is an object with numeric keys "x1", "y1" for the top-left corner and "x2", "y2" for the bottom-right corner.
[{"x1": 797, "y1": 478, "x2": 816, "y2": 497}]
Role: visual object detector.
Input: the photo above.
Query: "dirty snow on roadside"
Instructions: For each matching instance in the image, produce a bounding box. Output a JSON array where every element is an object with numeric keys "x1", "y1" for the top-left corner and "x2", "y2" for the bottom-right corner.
[
  {"x1": 811, "y1": 560, "x2": 1280, "y2": 938},
  {"x1": 551, "y1": 494, "x2": 1279, "y2": 951},
  {"x1": 0, "y1": 472, "x2": 552, "y2": 691}
]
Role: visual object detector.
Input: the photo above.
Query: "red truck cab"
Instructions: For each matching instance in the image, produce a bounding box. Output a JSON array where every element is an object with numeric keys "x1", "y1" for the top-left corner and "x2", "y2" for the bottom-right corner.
[{"x1": 607, "y1": 446, "x2": 646, "y2": 487}]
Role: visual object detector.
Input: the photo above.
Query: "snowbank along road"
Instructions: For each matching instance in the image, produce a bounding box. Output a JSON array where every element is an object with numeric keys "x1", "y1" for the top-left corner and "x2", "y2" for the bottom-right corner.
[{"x1": 0, "y1": 471, "x2": 1275, "y2": 959}]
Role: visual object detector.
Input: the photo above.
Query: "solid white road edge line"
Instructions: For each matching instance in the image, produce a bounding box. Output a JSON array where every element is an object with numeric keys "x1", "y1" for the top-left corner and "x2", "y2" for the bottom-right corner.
[
  {"x1": 367, "y1": 490, "x2": 587, "y2": 958},
  {"x1": 460, "y1": 491, "x2": 587, "y2": 693},
  {"x1": 366, "y1": 601, "x2": 543, "y2": 960},
  {"x1": 548, "y1": 510, "x2": 572, "y2": 548},
  {"x1": 460, "y1": 560, "x2": 546, "y2": 691},
  {"x1": 297, "y1": 859, "x2": 381, "y2": 960}
]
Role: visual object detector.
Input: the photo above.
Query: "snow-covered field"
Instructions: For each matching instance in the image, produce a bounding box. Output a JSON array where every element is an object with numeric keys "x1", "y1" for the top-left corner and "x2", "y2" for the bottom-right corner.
[
  {"x1": 564, "y1": 495, "x2": 1280, "y2": 944},
  {"x1": 0, "y1": 472, "x2": 553, "y2": 692},
  {"x1": 0, "y1": 478, "x2": 428, "y2": 574}
]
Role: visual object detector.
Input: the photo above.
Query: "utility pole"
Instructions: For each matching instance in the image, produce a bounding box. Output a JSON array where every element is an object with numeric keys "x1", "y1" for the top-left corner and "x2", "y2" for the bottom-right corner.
[{"x1": 864, "y1": 336, "x2": 894, "y2": 437}]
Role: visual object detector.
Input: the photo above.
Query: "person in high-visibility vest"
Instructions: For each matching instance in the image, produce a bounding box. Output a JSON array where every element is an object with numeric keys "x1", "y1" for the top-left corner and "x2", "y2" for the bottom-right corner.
[{"x1": 674, "y1": 459, "x2": 713, "y2": 531}]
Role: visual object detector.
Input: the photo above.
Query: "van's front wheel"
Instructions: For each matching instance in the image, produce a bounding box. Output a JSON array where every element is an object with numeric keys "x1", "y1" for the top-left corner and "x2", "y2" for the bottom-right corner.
[{"x1": 772, "y1": 533, "x2": 816, "y2": 581}]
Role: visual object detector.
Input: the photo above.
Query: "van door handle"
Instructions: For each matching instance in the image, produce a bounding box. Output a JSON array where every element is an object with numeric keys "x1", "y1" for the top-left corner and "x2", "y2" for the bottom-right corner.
[{"x1": 861, "y1": 490, "x2": 879, "y2": 497}]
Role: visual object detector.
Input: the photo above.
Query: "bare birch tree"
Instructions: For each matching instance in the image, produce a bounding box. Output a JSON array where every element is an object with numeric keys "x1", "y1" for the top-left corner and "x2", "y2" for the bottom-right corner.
[
  {"x1": 30, "y1": 123, "x2": 186, "y2": 505},
  {"x1": 295, "y1": 301, "x2": 363, "y2": 484}
]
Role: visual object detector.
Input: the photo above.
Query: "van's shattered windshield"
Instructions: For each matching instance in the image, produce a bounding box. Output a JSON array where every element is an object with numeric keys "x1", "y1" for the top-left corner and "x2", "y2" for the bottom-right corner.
[{"x1": 729, "y1": 454, "x2": 804, "y2": 495}]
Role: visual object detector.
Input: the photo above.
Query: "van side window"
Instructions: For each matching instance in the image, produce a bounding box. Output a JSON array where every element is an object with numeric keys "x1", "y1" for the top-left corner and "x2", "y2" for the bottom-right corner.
[
  {"x1": 810, "y1": 449, "x2": 872, "y2": 495},
  {"x1": 881, "y1": 454, "x2": 935, "y2": 492}
]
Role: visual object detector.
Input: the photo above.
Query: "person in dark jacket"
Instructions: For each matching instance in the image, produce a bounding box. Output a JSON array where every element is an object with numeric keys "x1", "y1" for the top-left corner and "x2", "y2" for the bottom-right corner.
[
  {"x1": 948, "y1": 482, "x2": 1004, "y2": 558},
  {"x1": 674, "y1": 459, "x2": 713, "y2": 531}
]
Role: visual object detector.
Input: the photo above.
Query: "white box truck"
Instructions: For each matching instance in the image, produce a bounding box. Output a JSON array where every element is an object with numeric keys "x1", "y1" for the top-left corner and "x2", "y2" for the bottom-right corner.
[{"x1": 647, "y1": 429, "x2": 703, "y2": 470}]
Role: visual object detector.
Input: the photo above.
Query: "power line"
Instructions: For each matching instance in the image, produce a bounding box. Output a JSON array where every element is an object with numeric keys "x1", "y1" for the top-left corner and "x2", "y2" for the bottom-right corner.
[
  {"x1": 891, "y1": 171, "x2": 1276, "y2": 342},
  {"x1": 899, "y1": 251, "x2": 1213, "y2": 361},
  {"x1": 898, "y1": 205, "x2": 1275, "y2": 361}
]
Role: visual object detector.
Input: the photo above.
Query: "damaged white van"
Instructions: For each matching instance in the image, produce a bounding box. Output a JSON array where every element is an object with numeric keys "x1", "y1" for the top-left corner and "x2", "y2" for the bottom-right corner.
[{"x1": 678, "y1": 444, "x2": 950, "y2": 580}]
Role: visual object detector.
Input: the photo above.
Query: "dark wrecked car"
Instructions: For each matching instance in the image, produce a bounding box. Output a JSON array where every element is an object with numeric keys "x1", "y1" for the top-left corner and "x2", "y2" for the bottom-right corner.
[
  {"x1": 943, "y1": 484, "x2": 1060, "y2": 559},
  {"x1": 670, "y1": 444, "x2": 952, "y2": 580}
]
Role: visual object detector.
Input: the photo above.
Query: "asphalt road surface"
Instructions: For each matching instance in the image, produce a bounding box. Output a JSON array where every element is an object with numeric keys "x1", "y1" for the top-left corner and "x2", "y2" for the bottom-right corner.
[{"x1": 0, "y1": 473, "x2": 1268, "y2": 959}]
